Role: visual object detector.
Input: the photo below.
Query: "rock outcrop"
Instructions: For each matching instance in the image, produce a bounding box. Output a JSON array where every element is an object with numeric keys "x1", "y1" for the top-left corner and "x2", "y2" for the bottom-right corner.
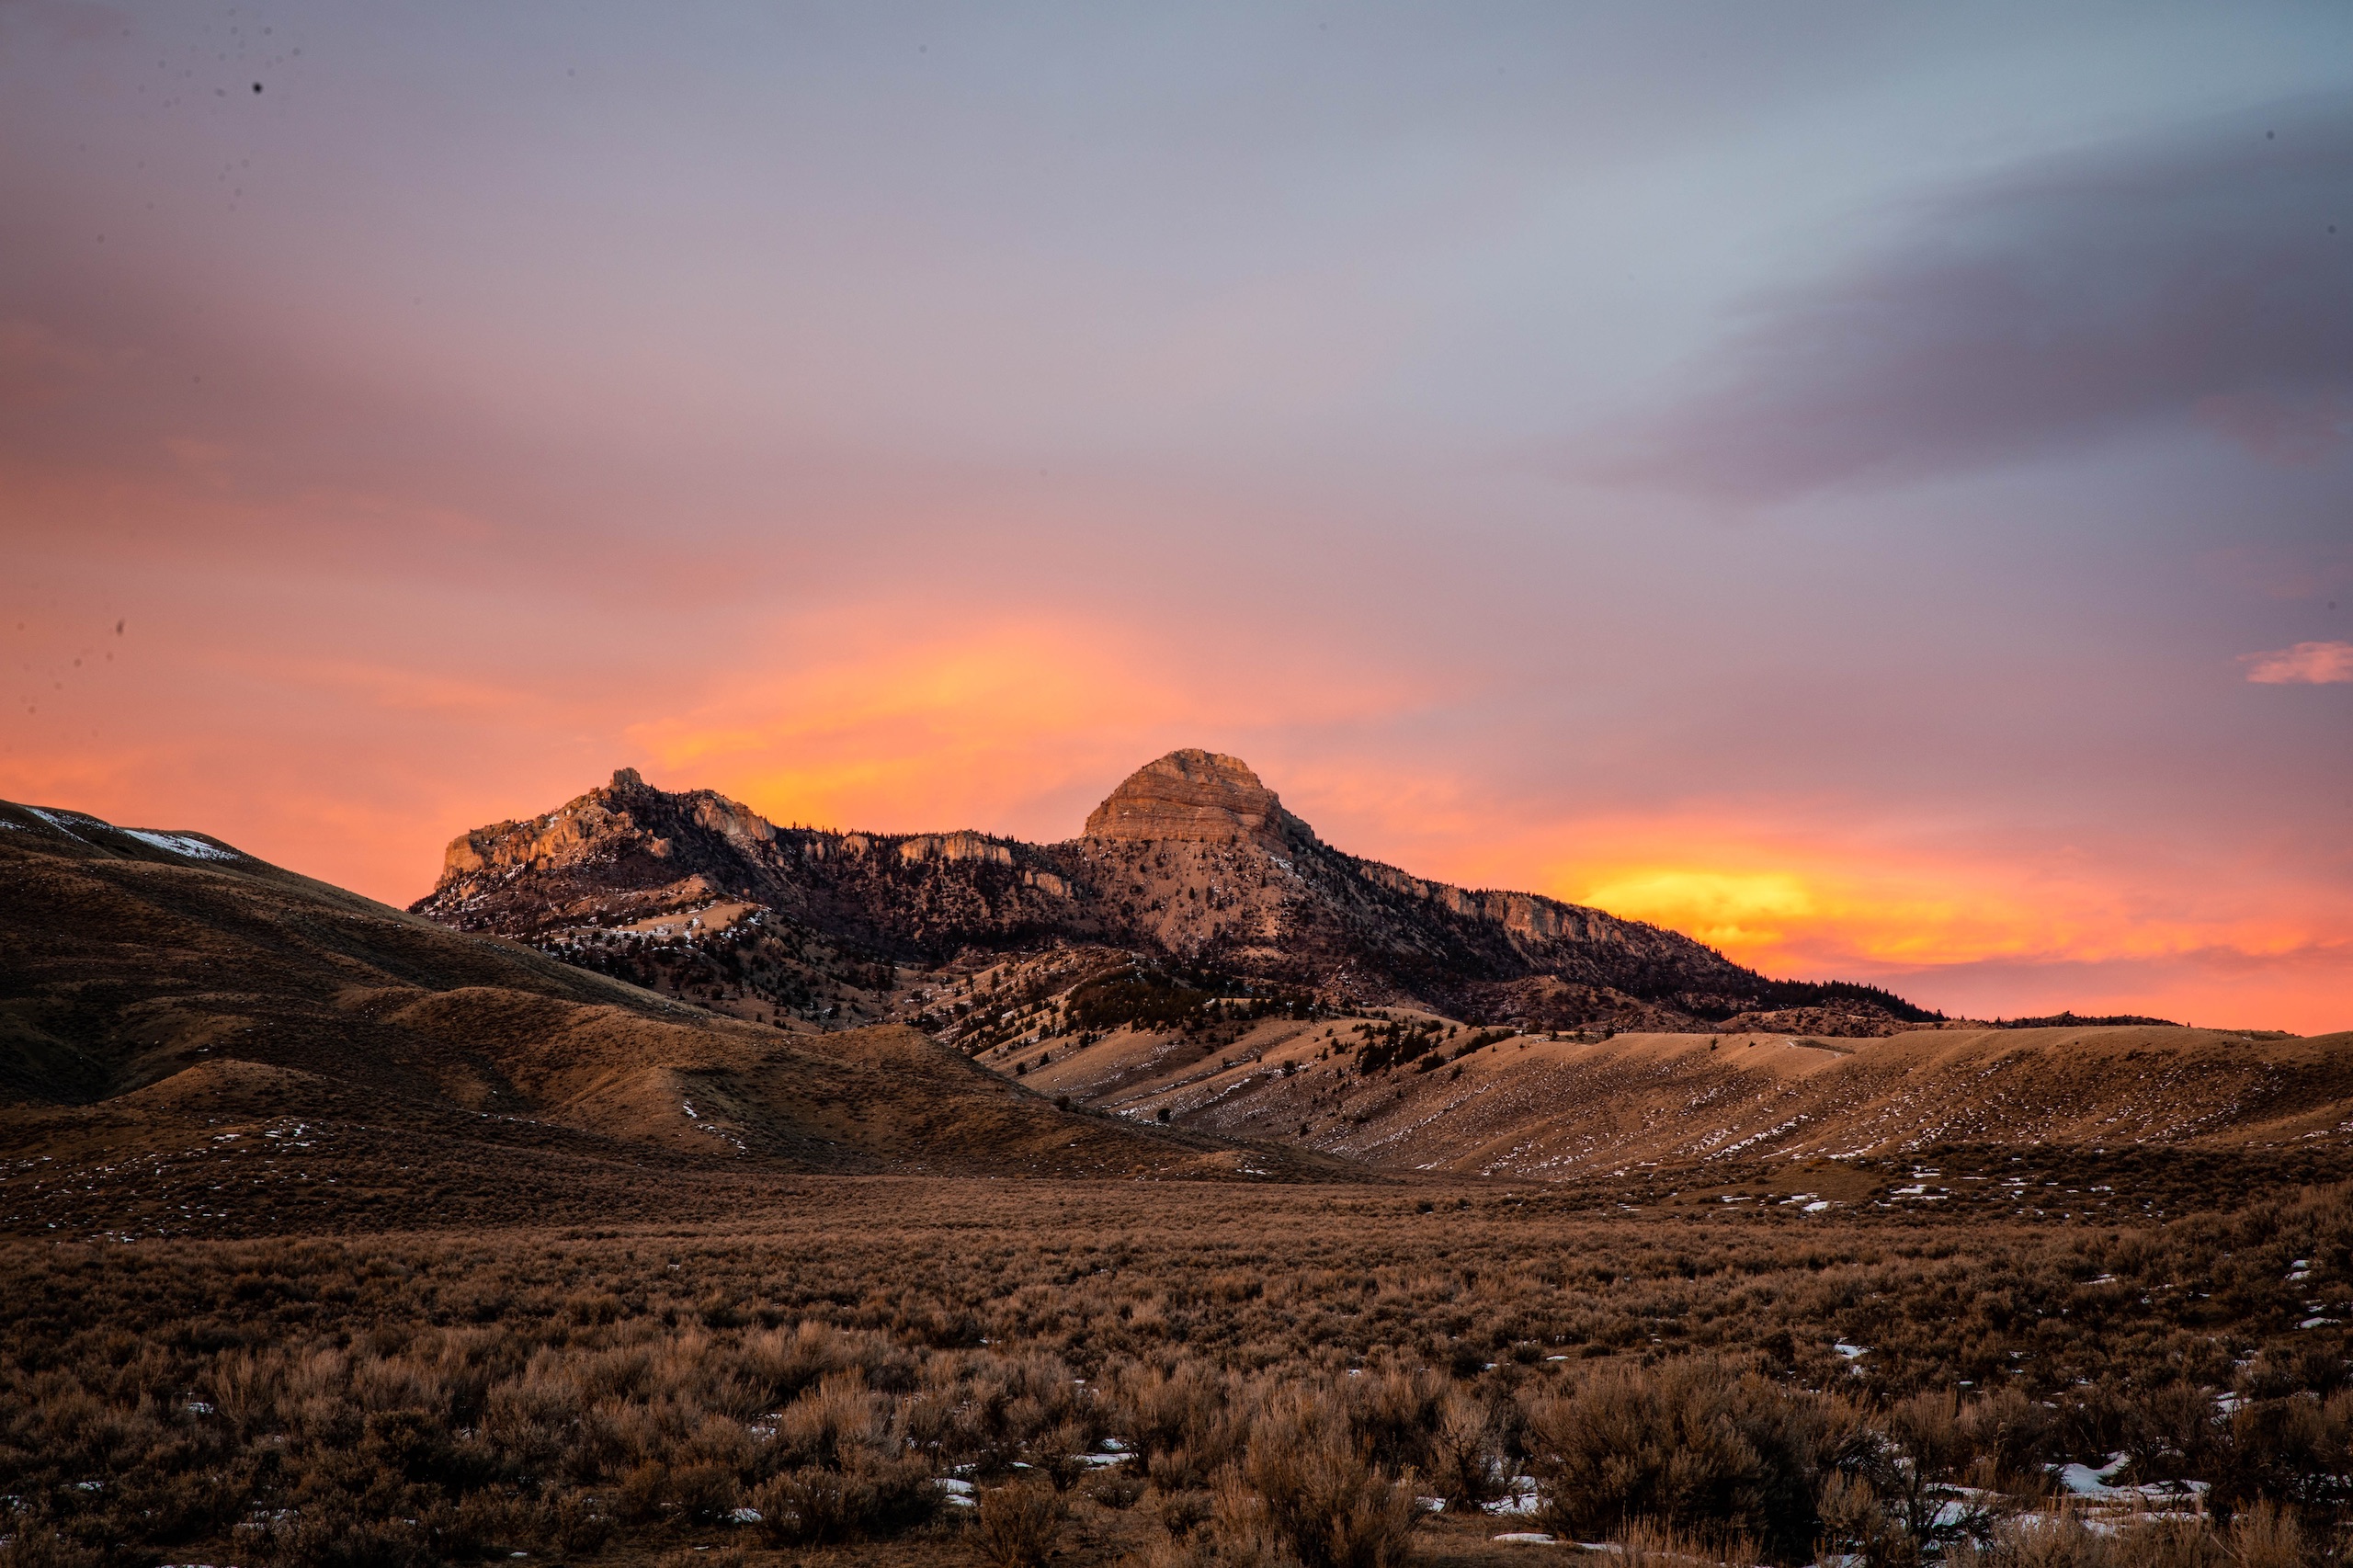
[{"x1": 1083, "y1": 750, "x2": 1316, "y2": 852}]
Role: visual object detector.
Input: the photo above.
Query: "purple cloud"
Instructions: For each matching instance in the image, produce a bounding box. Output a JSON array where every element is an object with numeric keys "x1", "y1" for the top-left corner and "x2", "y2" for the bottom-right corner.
[{"x1": 1601, "y1": 94, "x2": 2353, "y2": 500}]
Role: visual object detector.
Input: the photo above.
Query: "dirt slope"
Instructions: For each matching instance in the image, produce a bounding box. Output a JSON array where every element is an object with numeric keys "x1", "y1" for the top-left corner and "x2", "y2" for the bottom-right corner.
[{"x1": 1008, "y1": 1011, "x2": 2353, "y2": 1176}]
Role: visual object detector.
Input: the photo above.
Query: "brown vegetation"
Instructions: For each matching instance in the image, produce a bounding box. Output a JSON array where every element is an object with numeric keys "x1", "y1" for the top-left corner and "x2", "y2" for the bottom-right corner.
[{"x1": 1, "y1": 1175, "x2": 2348, "y2": 1566}]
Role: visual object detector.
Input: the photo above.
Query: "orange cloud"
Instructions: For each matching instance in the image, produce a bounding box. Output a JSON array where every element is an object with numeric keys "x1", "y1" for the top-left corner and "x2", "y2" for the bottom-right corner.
[{"x1": 2242, "y1": 641, "x2": 2353, "y2": 684}]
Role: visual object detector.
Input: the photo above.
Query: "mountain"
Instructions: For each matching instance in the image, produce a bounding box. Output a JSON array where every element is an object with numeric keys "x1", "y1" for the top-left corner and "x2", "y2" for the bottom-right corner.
[
  {"x1": 0, "y1": 797, "x2": 1334, "y2": 1238},
  {"x1": 406, "y1": 754, "x2": 2353, "y2": 1183},
  {"x1": 412, "y1": 749, "x2": 1933, "y2": 1034},
  {"x1": 5, "y1": 779, "x2": 2344, "y2": 1243}
]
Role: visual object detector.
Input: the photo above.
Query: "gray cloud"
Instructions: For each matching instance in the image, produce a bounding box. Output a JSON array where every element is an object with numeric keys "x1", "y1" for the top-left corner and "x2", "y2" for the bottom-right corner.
[{"x1": 1598, "y1": 94, "x2": 2353, "y2": 500}]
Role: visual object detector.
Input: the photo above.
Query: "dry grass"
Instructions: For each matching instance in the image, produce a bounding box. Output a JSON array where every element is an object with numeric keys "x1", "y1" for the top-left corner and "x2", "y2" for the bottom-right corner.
[{"x1": 0, "y1": 1176, "x2": 2347, "y2": 1566}]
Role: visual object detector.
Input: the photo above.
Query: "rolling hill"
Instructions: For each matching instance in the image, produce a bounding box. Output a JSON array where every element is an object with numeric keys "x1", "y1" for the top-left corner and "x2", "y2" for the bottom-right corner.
[
  {"x1": 0, "y1": 798, "x2": 1336, "y2": 1239},
  {"x1": 1000, "y1": 1001, "x2": 2353, "y2": 1179}
]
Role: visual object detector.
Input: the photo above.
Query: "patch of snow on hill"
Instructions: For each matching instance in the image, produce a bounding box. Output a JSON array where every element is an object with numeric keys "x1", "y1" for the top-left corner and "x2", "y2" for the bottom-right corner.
[
  {"x1": 23, "y1": 807, "x2": 93, "y2": 841},
  {"x1": 122, "y1": 829, "x2": 238, "y2": 860}
]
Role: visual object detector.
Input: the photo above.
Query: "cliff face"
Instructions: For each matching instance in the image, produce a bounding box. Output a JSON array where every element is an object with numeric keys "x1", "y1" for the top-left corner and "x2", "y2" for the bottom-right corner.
[
  {"x1": 1082, "y1": 749, "x2": 1317, "y2": 851},
  {"x1": 420, "y1": 767, "x2": 1094, "y2": 949},
  {"x1": 409, "y1": 751, "x2": 1923, "y2": 1031}
]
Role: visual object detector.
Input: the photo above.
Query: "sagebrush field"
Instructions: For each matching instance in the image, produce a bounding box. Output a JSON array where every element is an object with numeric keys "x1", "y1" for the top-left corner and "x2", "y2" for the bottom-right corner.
[{"x1": 5, "y1": 1172, "x2": 2348, "y2": 1568}]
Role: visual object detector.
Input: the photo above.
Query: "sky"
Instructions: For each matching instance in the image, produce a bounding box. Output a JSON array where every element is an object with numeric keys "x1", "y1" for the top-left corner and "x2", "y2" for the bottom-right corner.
[{"x1": 4, "y1": 1, "x2": 2349, "y2": 1030}]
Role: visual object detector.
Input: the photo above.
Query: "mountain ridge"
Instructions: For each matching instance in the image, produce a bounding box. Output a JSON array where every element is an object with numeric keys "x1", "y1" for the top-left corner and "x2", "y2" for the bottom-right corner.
[{"x1": 412, "y1": 749, "x2": 1935, "y2": 1035}]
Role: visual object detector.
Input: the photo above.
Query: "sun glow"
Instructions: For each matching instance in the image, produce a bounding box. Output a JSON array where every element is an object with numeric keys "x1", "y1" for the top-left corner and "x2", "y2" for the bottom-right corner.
[
  {"x1": 1577, "y1": 868, "x2": 1817, "y2": 949},
  {"x1": 1565, "y1": 843, "x2": 2326, "y2": 969},
  {"x1": 1534, "y1": 829, "x2": 2347, "y2": 1029}
]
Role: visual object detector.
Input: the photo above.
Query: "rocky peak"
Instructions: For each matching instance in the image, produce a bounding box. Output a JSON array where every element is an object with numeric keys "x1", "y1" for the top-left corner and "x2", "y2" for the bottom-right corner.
[{"x1": 1083, "y1": 749, "x2": 1316, "y2": 852}]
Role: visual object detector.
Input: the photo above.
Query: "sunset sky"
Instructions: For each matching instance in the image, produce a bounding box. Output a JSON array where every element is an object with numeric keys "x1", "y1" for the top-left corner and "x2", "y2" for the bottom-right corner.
[{"x1": 5, "y1": 3, "x2": 2349, "y2": 1030}]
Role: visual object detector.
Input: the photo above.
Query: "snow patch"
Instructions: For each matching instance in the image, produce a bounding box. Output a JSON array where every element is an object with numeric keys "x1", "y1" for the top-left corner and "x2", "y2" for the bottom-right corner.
[
  {"x1": 1485, "y1": 1478, "x2": 1541, "y2": 1516},
  {"x1": 2049, "y1": 1453, "x2": 2208, "y2": 1514},
  {"x1": 23, "y1": 807, "x2": 93, "y2": 842},
  {"x1": 122, "y1": 828, "x2": 239, "y2": 860}
]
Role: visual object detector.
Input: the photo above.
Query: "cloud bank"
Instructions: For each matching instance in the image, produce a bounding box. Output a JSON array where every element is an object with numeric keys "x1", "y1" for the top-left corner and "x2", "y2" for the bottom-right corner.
[{"x1": 1602, "y1": 95, "x2": 2353, "y2": 499}]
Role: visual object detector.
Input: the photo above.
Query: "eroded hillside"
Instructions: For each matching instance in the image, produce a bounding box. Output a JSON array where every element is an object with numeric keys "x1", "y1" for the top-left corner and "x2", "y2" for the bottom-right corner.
[{"x1": 996, "y1": 1002, "x2": 2353, "y2": 1176}]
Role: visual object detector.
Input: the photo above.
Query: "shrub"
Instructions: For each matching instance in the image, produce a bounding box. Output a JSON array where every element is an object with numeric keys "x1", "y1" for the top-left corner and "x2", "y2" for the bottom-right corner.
[
  {"x1": 1348, "y1": 1363, "x2": 1447, "y2": 1477},
  {"x1": 1814, "y1": 1470, "x2": 1911, "y2": 1568},
  {"x1": 1158, "y1": 1488, "x2": 1214, "y2": 1540},
  {"x1": 974, "y1": 1481, "x2": 1065, "y2": 1568},
  {"x1": 774, "y1": 1369, "x2": 886, "y2": 1469},
  {"x1": 2224, "y1": 1502, "x2": 2309, "y2": 1568},
  {"x1": 617, "y1": 1459, "x2": 671, "y2": 1524},
  {"x1": 1523, "y1": 1358, "x2": 1840, "y2": 1562},
  {"x1": 1090, "y1": 1473, "x2": 1146, "y2": 1510},
  {"x1": 1024, "y1": 1419, "x2": 1093, "y2": 1492},
  {"x1": 665, "y1": 1460, "x2": 740, "y2": 1524},
  {"x1": 748, "y1": 1452, "x2": 935, "y2": 1547},
  {"x1": 1118, "y1": 1361, "x2": 1248, "y2": 1487},
  {"x1": 1946, "y1": 1513, "x2": 2225, "y2": 1568},
  {"x1": 1424, "y1": 1388, "x2": 1506, "y2": 1510},
  {"x1": 4, "y1": 1166, "x2": 2350, "y2": 1567},
  {"x1": 540, "y1": 1492, "x2": 615, "y2": 1554},
  {"x1": 1235, "y1": 1387, "x2": 1418, "y2": 1568}
]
